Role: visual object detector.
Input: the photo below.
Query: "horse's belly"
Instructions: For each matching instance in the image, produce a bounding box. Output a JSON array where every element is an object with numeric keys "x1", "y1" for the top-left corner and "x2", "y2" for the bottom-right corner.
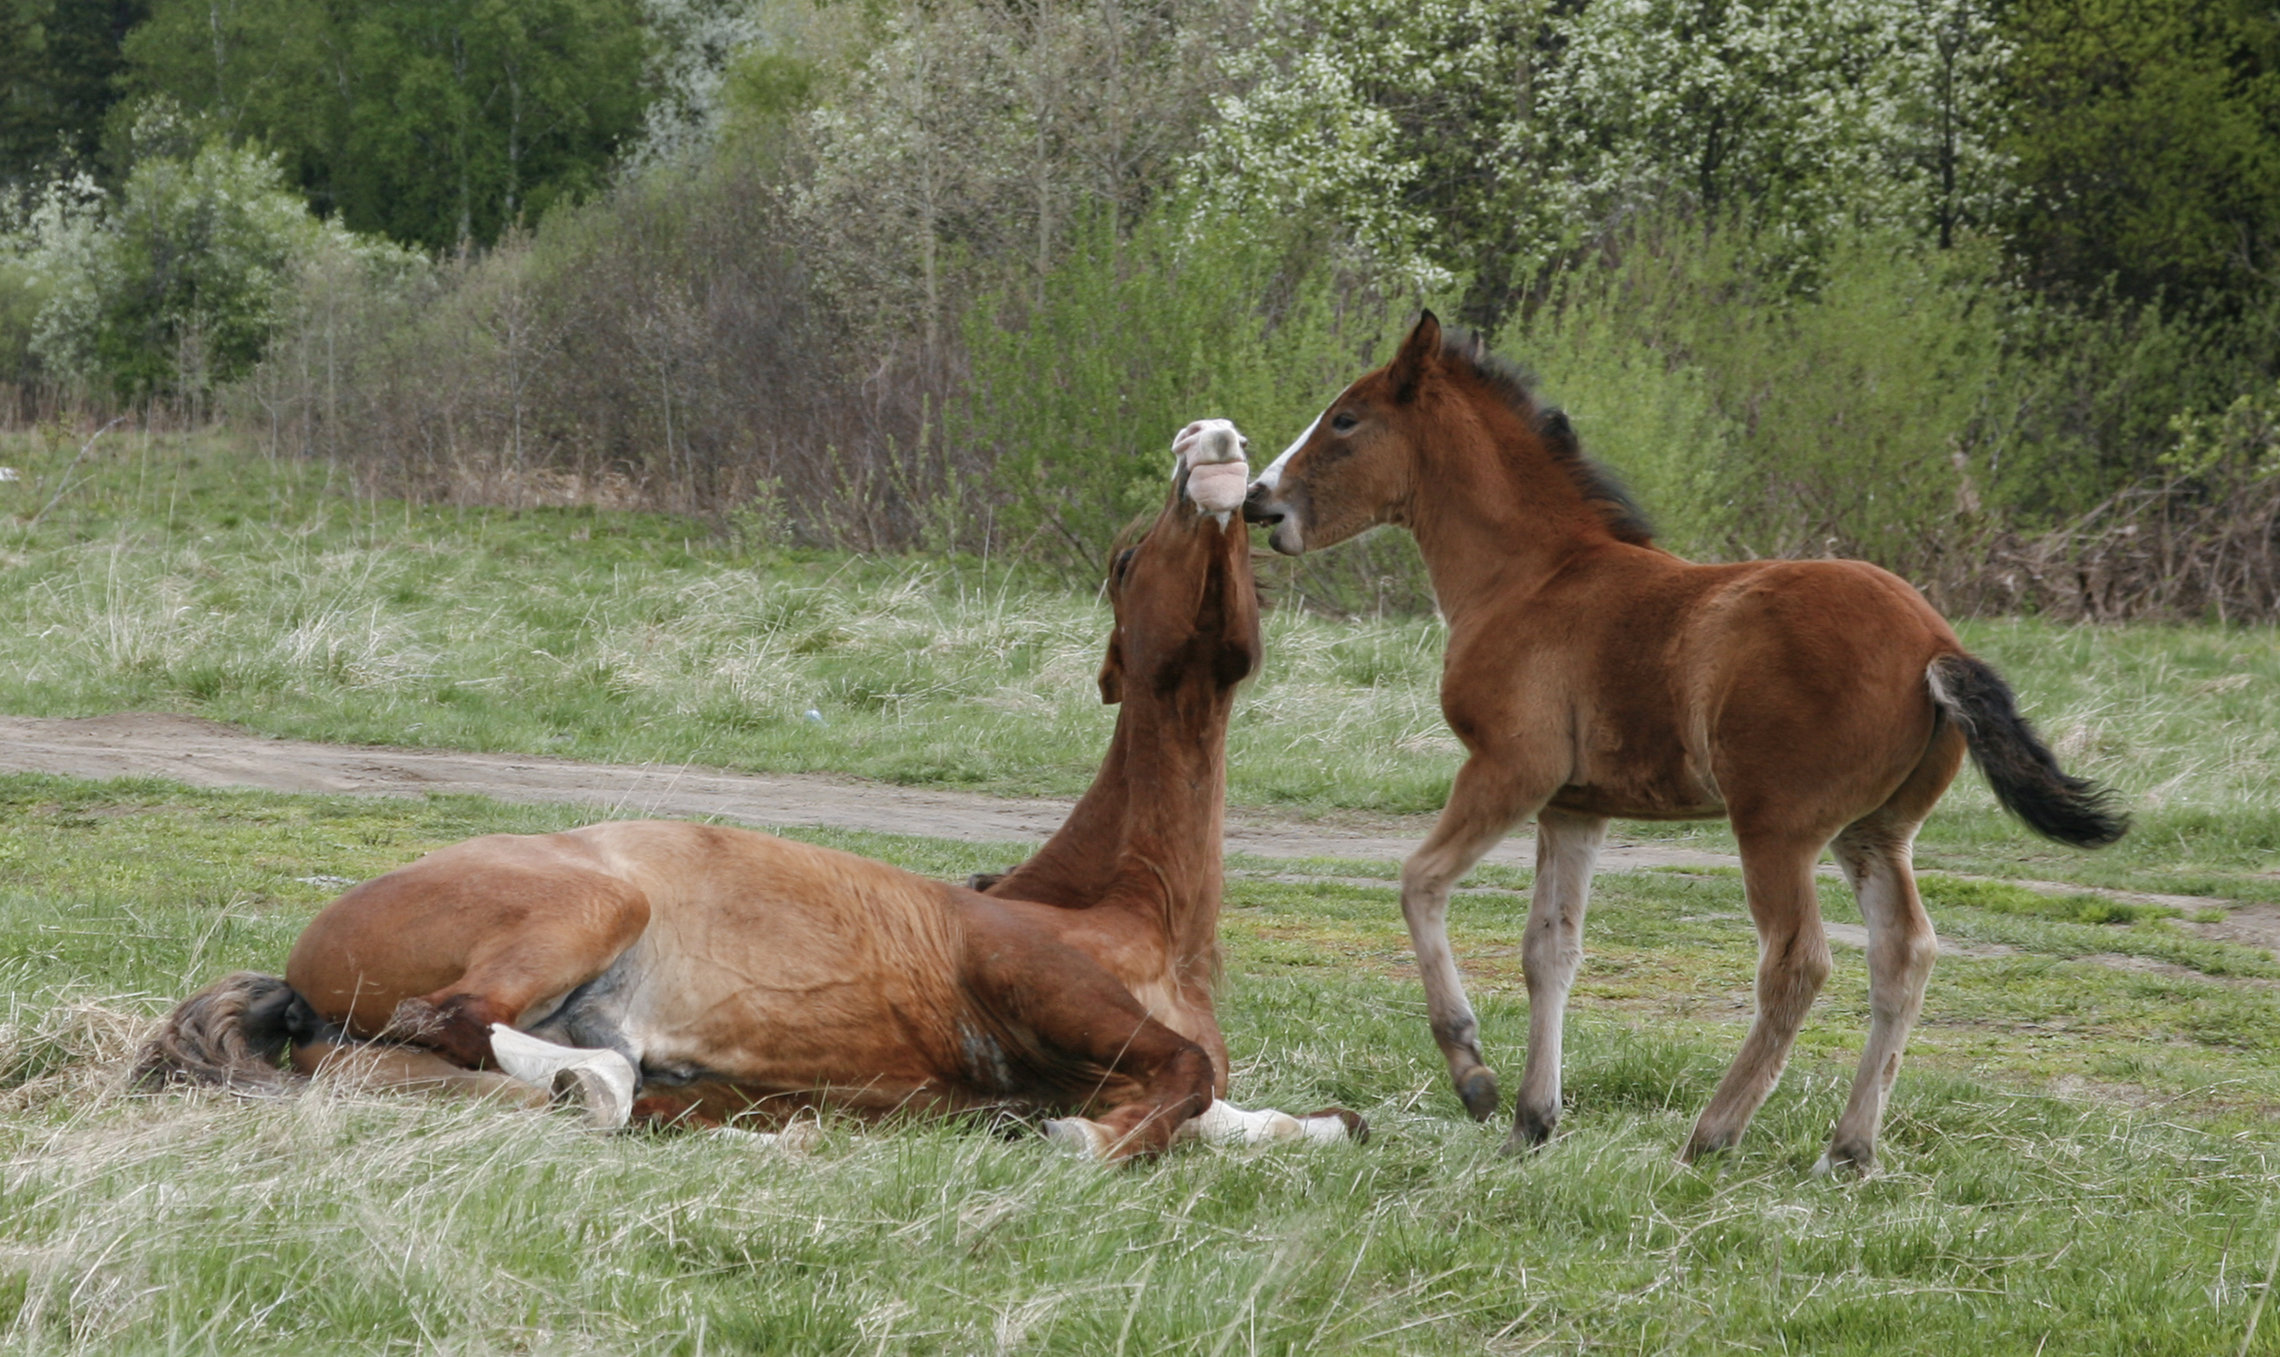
[{"x1": 1549, "y1": 780, "x2": 1725, "y2": 820}]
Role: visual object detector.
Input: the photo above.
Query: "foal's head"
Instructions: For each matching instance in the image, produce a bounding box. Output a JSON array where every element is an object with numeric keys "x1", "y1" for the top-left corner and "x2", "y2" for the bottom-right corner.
[
  {"x1": 1096, "y1": 419, "x2": 1262, "y2": 706},
  {"x1": 1243, "y1": 311, "x2": 1651, "y2": 555}
]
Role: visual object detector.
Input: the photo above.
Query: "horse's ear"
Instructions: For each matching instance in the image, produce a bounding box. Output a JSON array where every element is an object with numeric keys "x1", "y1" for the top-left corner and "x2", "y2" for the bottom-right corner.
[
  {"x1": 1388, "y1": 310, "x2": 1442, "y2": 401},
  {"x1": 1097, "y1": 634, "x2": 1125, "y2": 704}
]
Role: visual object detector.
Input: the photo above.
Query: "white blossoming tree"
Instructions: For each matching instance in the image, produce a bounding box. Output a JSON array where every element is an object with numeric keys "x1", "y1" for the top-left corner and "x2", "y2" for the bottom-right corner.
[{"x1": 1186, "y1": 0, "x2": 2013, "y2": 323}]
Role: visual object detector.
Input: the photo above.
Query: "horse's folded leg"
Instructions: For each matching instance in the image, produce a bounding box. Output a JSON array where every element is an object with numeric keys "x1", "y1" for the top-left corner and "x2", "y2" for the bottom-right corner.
[
  {"x1": 1043, "y1": 1116, "x2": 1116, "y2": 1160},
  {"x1": 1299, "y1": 1107, "x2": 1369, "y2": 1144},
  {"x1": 1189, "y1": 1100, "x2": 1369, "y2": 1147},
  {"x1": 488, "y1": 1024, "x2": 636, "y2": 1130}
]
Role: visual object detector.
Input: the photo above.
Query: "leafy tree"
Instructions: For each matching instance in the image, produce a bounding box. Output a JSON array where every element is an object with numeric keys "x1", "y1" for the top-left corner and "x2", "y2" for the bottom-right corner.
[
  {"x1": 2000, "y1": 0, "x2": 2280, "y2": 317},
  {"x1": 798, "y1": 0, "x2": 1224, "y2": 349},
  {"x1": 117, "y1": 0, "x2": 650, "y2": 251},
  {"x1": 26, "y1": 130, "x2": 417, "y2": 398},
  {"x1": 0, "y1": 0, "x2": 148, "y2": 184}
]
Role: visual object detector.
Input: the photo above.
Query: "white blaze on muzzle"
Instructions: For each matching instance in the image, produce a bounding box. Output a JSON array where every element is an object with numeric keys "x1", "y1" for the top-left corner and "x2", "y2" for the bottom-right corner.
[
  {"x1": 1243, "y1": 409, "x2": 1323, "y2": 555},
  {"x1": 1250, "y1": 412, "x2": 1320, "y2": 496},
  {"x1": 1172, "y1": 418, "x2": 1249, "y2": 518}
]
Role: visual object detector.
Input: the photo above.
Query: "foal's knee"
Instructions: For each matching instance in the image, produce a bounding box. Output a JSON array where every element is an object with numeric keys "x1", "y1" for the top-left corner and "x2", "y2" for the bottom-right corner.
[
  {"x1": 1399, "y1": 857, "x2": 1454, "y2": 914},
  {"x1": 1763, "y1": 932, "x2": 1833, "y2": 995}
]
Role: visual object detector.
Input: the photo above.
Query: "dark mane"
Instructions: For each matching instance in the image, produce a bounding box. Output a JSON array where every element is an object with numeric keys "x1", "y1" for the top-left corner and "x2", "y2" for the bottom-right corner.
[{"x1": 1439, "y1": 329, "x2": 1656, "y2": 546}]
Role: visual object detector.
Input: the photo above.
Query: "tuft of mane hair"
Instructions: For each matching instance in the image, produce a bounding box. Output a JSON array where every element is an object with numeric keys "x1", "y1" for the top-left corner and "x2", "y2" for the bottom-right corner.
[{"x1": 1438, "y1": 327, "x2": 1656, "y2": 546}]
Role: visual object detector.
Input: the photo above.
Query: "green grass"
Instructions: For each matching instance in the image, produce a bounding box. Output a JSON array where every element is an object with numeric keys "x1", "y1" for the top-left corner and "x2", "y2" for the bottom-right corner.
[
  {"x1": 5, "y1": 430, "x2": 2276, "y2": 900},
  {"x1": 2, "y1": 774, "x2": 2279, "y2": 1353}
]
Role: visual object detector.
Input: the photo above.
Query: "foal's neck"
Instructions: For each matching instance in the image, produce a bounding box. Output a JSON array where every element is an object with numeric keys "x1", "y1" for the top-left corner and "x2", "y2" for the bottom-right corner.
[
  {"x1": 1407, "y1": 399, "x2": 1629, "y2": 629},
  {"x1": 986, "y1": 690, "x2": 1230, "y2": 969}
]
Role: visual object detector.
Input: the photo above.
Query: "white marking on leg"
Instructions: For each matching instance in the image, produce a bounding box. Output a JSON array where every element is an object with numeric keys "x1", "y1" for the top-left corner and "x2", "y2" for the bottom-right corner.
[
  {"x1": 488, "y1": 1024, "x2": 637, "y2": 1130},
  {"x1": 1043, "y1": 1116, "x2": 1115, "y2": 1160},
  {"x1": 1827, "y1": 832, "x2": 1936, "y2": 1169},
  {"x1": 1514, "y1": 813, "x2": 1607, "y2": 1140},
  {"x1": 1190, "y1": 1099, "x2": 1301, "y2": 1145},
  {"x1": 1183, "y1": 1099, "x2": 1356, "y2": 1148}
]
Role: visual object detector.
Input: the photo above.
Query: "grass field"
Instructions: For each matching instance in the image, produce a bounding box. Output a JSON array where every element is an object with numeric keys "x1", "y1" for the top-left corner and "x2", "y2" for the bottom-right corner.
[
  {"x1": 2, "y1": 431, "x2": 2275, "y2": 902},
  {"x1": 3, "y1": 431, "x2": 2279, "y2": 1352},
  {"x1": 2, "y1": 775, "x2": 2278, "y2": 1354}
]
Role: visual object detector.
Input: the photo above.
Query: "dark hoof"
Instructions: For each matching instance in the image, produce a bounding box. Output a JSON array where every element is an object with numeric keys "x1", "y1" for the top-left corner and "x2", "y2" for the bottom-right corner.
[
  {"x1": 1508, "y1": 1105, "x2": 1558, "y2": 1151},
  {"x1": 1307, "y1": 1107, "x2": 1371, "y2": 1144},
  {"x1": 1457, "y1": 1068, "x2": 1500, "y2": 1121},
  {"x1": 1680, "y1": 1133, "x2": 1736, "y2": 1166},
  {"x1": 1813, "y1": 1144, "x2": 1876, "y2": 1178}
]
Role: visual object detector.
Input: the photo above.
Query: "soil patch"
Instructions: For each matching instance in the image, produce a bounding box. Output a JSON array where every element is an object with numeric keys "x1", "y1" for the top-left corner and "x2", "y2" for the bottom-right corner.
[{"x1": 4, "y1": 714, "x2": 2262, "y2": 974}]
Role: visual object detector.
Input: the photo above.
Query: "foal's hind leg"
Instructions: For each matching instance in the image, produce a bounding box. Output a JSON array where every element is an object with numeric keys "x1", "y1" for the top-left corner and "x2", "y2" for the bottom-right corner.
[
  {"x1": 1400, "y1": 756, "x2": 1562, "y2": 1121},
  {"x1": 1508, "y1": 809, "x2": 1608, "y2": 1151},
  {"x1": 1684, "y1": 829, "x2": 1832, "y2": 1161},
  {"x1": 1820, "y1": 730, "x2": 1962, "y2": 1173},
  {"x1": 1819, "y1": 822, "x2": 1936, "y2": 1174}
]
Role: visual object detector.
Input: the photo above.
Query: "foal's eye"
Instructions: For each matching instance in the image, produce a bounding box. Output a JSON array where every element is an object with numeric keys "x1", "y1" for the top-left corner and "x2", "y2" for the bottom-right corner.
[{"x1": 1330, "y1": 412, "x2": 1360, "y2": 434}]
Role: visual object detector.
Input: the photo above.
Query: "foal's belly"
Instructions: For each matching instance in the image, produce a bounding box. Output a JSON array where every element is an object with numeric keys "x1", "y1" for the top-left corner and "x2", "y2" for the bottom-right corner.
[{"x1": 1547, "y1": 780, "x2": 1725, "y2": 821}]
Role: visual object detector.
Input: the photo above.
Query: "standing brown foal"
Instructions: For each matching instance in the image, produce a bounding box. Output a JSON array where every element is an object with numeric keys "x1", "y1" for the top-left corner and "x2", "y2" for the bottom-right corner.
[
  {"x1": 1244, "y1": 313, "x2": 2125, "y2": 1172},
  {"x1": 137, "y1": 422, "x2": 1362, "y2": 1161}
]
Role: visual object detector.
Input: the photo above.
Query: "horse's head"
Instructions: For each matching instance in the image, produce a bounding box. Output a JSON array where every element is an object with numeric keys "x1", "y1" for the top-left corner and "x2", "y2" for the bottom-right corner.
[
  {"x1": 1243, "y1": 311, "x2": 1454, "y2": 556},
  {"x1": 1096, "y1": 419, "x2": 1263, "y2": 705}
]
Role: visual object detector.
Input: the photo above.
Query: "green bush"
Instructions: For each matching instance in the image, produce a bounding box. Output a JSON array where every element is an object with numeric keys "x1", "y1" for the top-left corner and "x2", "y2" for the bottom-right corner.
[
  {"x1": 959, "y1": 206, "x2": 1408, "y2": 573},
  {"x1": 16, "y1": 133, "x2": 416, "y2": 403},
  {"x1": 1504, "y1": 220, "x2": 2002, "y2": 578}
]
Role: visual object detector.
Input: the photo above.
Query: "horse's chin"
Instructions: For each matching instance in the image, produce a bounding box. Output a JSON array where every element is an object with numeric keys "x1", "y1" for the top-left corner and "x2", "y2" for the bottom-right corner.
[{"x1": 1267, "y1": 519, "x2": 1306, "y2": 556}]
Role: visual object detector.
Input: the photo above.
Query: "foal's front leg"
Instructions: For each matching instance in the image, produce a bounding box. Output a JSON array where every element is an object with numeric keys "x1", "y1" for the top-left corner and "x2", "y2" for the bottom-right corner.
[
  {"x1": 1400, "y1": 755, "x2": 1560, "y2": 1121},
  {"x1": 1508, "y1": 808, "x2": 1608, "y2": 1151}
]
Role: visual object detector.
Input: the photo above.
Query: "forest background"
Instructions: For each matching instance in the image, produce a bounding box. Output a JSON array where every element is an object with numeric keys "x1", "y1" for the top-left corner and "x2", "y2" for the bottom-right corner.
[{"x1": 3, "y1": 0, "x2": 2278, "y2": 618}]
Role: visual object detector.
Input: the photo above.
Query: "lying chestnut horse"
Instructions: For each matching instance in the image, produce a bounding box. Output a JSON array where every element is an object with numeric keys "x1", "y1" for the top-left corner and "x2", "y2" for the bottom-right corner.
[
  {"x1": 137, "y1": 421, "x2": 1361, "y2": 1161},
  {"x1": 1244, "y1": 314, "x2": 2125, "y2": 1172}
]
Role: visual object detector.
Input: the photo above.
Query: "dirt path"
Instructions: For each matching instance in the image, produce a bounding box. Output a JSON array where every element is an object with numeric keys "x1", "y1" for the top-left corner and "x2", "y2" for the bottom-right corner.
[
  {"x1": 0, "y1": 712, "x2": 1733, "y2": 871},
  {"x1": 4, "y1": 713, "x2": 2266, "y2": 961}
]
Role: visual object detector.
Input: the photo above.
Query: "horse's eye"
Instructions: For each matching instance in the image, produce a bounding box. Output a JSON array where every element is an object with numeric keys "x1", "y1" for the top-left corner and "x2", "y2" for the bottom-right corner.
[{"x1": 1330, "y1": 412, "x2": 1359, "y2": 434}]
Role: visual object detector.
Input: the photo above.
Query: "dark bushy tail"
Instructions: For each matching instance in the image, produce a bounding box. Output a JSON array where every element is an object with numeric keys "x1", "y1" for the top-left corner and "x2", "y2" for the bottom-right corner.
[
  {"x1": 133, "y1": 972, "x2": 318, "y2": 1093},
  {"x1": 1926, "y1": 653, "x2": 2129, "y2": 848}
]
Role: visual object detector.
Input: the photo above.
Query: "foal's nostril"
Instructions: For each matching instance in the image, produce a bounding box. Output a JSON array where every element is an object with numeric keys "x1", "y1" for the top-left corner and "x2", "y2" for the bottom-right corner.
[{"x1": 1241, "y1": 482, "x2": 1281, "y2": 525}]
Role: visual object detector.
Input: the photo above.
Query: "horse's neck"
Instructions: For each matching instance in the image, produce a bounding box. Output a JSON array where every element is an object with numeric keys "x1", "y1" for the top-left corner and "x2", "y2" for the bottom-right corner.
[
  {"x1": 988, "y1": 695, "x2": 1229, "y2": 970},
  {"x1": 1409, "y1": 409, "x2": 1619, "y2": 630}
]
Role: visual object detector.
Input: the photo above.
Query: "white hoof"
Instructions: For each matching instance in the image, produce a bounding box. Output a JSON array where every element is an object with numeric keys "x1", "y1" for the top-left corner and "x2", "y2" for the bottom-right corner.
[
  {"x1": 489, "y1": 1024, "x2": 637, "y2": 1131},
  {"x1": 1811, "y1": 1153, "x2": 1836, "y2": 1178},
  {"x1": 552, "y1": 1061, "x2": 636, "y2": 1130},
  {"x1": 1043, "y1": 1117, "x2": 1114, "y2": 1160}
]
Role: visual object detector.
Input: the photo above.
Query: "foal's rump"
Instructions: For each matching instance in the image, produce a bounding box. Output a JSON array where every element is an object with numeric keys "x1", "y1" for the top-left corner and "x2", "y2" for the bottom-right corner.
[
  {"x1": 1646, "y1": 557, "x2": 1959, "y2": 819},
  {"x1": 1671, "y1": 555, "x2": 2126, "y2": 848}
]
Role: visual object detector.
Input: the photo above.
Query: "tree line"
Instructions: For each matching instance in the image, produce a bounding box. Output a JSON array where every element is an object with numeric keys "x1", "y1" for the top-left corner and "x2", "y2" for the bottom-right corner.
[{"x1": 3, "y1": 0, "x2": 2277, "y2": 616}]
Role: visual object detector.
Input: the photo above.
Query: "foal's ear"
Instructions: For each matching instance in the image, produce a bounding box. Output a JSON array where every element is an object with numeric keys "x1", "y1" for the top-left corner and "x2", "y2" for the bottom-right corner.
[{"x1": 1388, "y1": 310, "x2": 1442, "y2": 401}]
